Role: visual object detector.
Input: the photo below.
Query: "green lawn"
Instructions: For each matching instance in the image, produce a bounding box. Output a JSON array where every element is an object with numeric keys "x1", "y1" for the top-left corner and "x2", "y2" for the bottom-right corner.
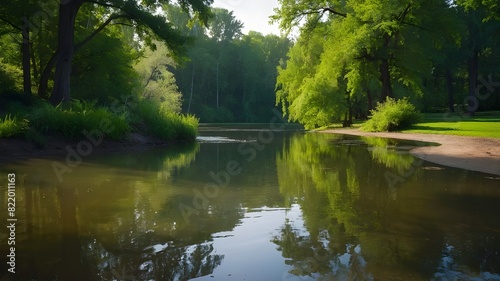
[
  {"x1": 319, "y1": 111, "x2": 500, "y2": 138},
  {"x1": 402, "y1": 111, "x2": 500, "y2": 138}
]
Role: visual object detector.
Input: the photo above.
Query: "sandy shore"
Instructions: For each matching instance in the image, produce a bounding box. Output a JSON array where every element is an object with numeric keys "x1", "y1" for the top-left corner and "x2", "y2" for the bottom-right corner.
[{"x1": 321, "y1": 129, "x2": 500, "y2": 176}]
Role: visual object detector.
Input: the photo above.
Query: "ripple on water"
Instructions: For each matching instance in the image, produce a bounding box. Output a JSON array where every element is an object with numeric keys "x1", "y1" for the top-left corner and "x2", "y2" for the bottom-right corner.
[{"x1": 196, "y1": 136, "x2": 256, "y2": 143}]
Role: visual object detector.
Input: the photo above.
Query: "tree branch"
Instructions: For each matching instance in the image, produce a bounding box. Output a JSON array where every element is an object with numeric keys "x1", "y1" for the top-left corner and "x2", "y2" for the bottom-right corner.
[
  {"x1": 294, "y1": 7, "x2": 347, "y2": 19},
  {"x1": 74, "y1": 14, "x2": 129, "y2": 51},
  {"x1": 84, "y1": 0, "x2": 122, "y2": 10},
  {"x1": 111, "y1": 22, "x2": 134, "y2": 27},
  {"x1": 397, "y1": 4, "x2": 412, "y2": 22},
  {"x1": 401, "y1": 21, "x2": 429, "y2": 31},
  {"x1": 0, "y1": 16, "x2": 22, "y2": 31},
  {"x1": 323, "y1": 7, "x2": 347, "y2": 18}
]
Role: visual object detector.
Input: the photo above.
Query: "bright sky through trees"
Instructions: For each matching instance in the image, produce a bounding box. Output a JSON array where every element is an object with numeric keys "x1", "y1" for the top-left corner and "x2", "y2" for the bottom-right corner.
[{"x1": 212, "y1": 0, "x2": 280, "y2": 35}]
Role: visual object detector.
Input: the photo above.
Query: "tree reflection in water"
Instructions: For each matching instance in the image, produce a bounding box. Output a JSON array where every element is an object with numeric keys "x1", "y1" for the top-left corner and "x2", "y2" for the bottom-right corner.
[
  {"x1": 0, "y1": 142, "x2": 226, "y2": 281},
  {"x1": 273, "y1": 218, "x2": 373, "y2": 281},
  {"x1": 275, "y1": 133, "x2": 500, "y2": 280},
  {"x1": 2, "y1": 132, "x2": 500, "y2": 280}
]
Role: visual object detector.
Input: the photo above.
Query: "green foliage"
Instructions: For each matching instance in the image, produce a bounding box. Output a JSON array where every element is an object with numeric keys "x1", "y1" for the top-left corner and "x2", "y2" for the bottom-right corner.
[
  {"x1": 135, "y1": 99, "x2": 198, "y2": 141},
  {"x1": 0, "y1": 115, "x2": 28, "y2": 138},
  {"x1": 273, "y1": 0, "x2": 500, "y2": 128},
  {"x1": 362, "y1": 137, "x2": 416, "y2": 170},
  {"x1": 0, "y1": 96, "x2": 200, "y2": 143},
  {"x1": 135, "y1": 40, "x2": 182, "y2": 113},
  {"x1": 29, "y1": 100, "x2": 130, "y2": 141},
  {"x1": 72, "y1": 28, "x2": 141, "y2": 104},
  {"x1": 362, "y1": 98, "x2": 422, "y2": 132},
  {"x1": 0, "y1": 60, "x2": 23, "y2": 93},
  {"x1": 0, "y1": 91, "x2": 43, "y2": 113},
  {"x1": 169, "y1": 7, "x2": 292, "y2": 122}
]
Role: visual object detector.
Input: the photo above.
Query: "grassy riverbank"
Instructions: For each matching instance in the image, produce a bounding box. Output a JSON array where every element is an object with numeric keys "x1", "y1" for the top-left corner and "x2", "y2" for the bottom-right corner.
[
  {"x1": 320, "y1": 111, "x2": 500, "y2": 138},
  {"x1": 0, "y1": 93, "x2": 198, "y2": 147}
]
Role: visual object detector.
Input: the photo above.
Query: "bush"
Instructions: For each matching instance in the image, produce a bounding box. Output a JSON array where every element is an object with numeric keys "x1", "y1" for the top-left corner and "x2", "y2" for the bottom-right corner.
[
  {"x1": 0, "y1": 61, "x2": 23, "y2": 94},
  {"x1": 135, "y1": 99, "x2": 198, "y2": 141},
  {"x1": 0, "y1": 115, "x2": 28, "y2": 138},
  {"x1": 362, "y1": 97, "x2": 422, "y2": 132}
]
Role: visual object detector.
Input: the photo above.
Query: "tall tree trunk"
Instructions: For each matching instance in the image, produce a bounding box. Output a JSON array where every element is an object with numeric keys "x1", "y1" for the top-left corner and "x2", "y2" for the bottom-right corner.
[
  {"x1": 467, "y1": 50, "x2": 478, "y2": 115},
  {"x1": 343, "y1": 93, "x2": 353, "y2": 127},
  {"x1": 366, "y1": 88, "x2": 373, "y2": 115},
  {"x1": 188, "y1": 65, "x2": 195, "y2": 114},
  {"x1": 50, "y1": 0, "x2": 80, "y2": 105},
  {"x1": 216, "y1": 59, "x2": 220, "y2": 108},
  {"x1": 22, "y1": 18, "x2": 32, "y2": 95},
  {"x1": 30, "y1": 42, "x2": 38, "y2": 87},
  {"x1": 38, "y1": 53, "x2": 57, "y2": 99},
  {"x1": 446, "y1": 68, "x2": 454, "y2": 112},
  {"x1": 379, "y1": 58, "x2": 393, "y2": 102}
]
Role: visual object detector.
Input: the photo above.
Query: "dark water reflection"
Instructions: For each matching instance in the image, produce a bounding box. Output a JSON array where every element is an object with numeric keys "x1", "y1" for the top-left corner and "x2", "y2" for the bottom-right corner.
[{"x1": 1, "y1": 127, "x2": 500, "y2": 280}]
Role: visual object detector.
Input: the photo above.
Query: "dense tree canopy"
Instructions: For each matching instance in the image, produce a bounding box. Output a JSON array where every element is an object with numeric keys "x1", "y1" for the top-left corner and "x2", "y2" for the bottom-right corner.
[
  {"x1": 0, "y1": 0, "x2": 213, "y2": 105},
  {"x1": 1, "y1": 1, "x2": 499, "y2": 128},
  {"x1": 169, "y1": 8, "x2": 292, "y2": 122},
  {"x1": 273, "y1": 0, "x2": 500, "y2": 129},
  {"x1": 0, "y1": 2, "x2": 291, "y2": 124}
]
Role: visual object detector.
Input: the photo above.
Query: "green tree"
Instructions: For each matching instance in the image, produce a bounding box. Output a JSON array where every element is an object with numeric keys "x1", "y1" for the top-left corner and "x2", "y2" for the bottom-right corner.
[
  {"x1": 208, "y1": 8, "x2": 243, "y2": 109},
  {"x1": 273, "y1": 0, "x2": 458, "y2": 128},
  {"x1": 135, "y1": 41, "x2": 183, "y2": 113},
  {"x1": 171, "y1": 8, "x2": 291, "y2": 122},
  {"x1": 71, "y1": 21, "x2": 140, "y2": 104},
  {"x1": 457, "y1": 0, "x2": 500, "y2": 20},
  {"x1": 0, "y1": 0, "x2": 41, "y2": 95},
  {"x1": 46, "y1": 0, "x2": 212, "y2": 105}
]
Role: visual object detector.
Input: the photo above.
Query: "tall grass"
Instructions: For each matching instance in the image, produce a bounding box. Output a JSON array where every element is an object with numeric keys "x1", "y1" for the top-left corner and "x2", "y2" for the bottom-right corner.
[
  {"x1": 29, "y1": 100, "x2": 130, "y2": 141},
  {"x1": 136, "y1": 99, "x2": 198, "y2": 141},
  {"x1": 0, "y1": 115, "x2": 28, "y2": 138},
  {"x1": 1, "y1": 95, "x2": 199, "y2": 143}
]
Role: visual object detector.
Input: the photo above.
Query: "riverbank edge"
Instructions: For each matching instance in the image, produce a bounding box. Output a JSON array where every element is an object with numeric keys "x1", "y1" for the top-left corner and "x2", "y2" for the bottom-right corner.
[
  {"x1": 320, "y1": 128, "x2": 500, "y2": 176},
  {"x1": 0, "y1": 132, "x2": 187, "y2": 162}
]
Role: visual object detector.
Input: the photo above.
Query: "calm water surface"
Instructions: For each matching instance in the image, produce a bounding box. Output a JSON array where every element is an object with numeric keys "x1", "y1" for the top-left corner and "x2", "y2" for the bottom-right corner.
[{"x1": 1, "y1": 125, "x2": 500, "y2": 281}]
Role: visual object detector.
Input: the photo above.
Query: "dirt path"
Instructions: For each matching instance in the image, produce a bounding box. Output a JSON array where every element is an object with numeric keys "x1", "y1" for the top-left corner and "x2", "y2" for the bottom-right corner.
[{"x1": 321, "y1": 129, "x2": 500, "y2": 176}]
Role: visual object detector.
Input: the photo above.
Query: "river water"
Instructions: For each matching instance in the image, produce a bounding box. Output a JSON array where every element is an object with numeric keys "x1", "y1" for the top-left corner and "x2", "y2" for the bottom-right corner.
[{"x1": 1, "y1": 125, "x2": 500, "y2": 281}]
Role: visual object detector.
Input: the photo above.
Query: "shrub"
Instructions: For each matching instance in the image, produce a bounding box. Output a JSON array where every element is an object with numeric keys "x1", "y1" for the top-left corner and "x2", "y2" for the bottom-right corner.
[
  {"x1": 135, "y1": 99, "x2": 198, "y2": 141},
  {"x1": 362, "y1": 97, "x2": 422, "y2": 132},
  {"x1": 0, "y1": 115, "x2": 28, "y2": 138}
]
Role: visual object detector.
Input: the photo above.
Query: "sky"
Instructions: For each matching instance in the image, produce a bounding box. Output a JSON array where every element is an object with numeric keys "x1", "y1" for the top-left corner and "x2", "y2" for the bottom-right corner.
[{"x1": 212, "y1": 0, "x2": 281, "y2": 35}]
